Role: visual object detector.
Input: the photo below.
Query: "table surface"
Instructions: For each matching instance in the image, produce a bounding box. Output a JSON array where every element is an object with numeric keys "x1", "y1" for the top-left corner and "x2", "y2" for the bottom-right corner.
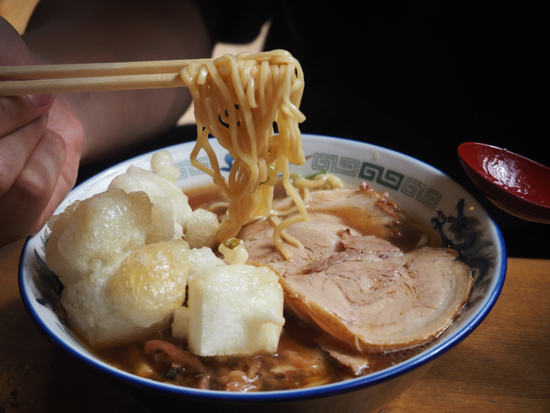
[{"x1": 1, "y1": 239, "x2": 549, "y2": 412}]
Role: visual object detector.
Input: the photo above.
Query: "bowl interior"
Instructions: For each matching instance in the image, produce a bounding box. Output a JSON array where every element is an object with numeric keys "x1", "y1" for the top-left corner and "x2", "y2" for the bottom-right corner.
[{"x1": 18, "y1": 134, "x2": 506, "y2": 401}]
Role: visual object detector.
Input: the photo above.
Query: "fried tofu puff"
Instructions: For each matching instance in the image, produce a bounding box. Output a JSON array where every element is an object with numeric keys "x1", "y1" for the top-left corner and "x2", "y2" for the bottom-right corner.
[
  {"x1": 45, "y1": 189, "x2": 153, "y2": 287},
  {"x1": 107, "y1": 240, "x2": 190, "y2": 329},
  {"x1": 45, "y1": 150, "x2": 229, "y2": 349},
  {"x1": 45, "y1": 189, "x2": 187, "y2": 348},
  {"x1": 108, "y1": 158, "x2": 192, "y2": 241},
  {"x1": 60, "y1": 264, "x2": 163, "y2": 349},
  {"x1": 185, "y1": 209, "x2": 221, "y2": 249},
  {"x1": 57, "y1": 237, "x2": 223, "y2": 349},
  {"x1": 108, "y1": 150, "x2": 220, "y2": 248}
]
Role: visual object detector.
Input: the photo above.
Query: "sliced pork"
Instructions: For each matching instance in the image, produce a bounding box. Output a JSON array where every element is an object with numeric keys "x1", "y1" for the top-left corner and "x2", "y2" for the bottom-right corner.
[
  {"x1": 314, "y1": 335, "x2": 371, "y2": 375},
  {"x1": 280, "y1": 233, "x2": 471, "y2": 353},
  {"x1": 239, "y1": 213, "x2": 360, "y2": 276},
  {"x1": 273, "y1": 186, "x2": 402, "y2": 241},
  {"x1": 240, "y1": 187, "x2": 472, "y2": 354}
]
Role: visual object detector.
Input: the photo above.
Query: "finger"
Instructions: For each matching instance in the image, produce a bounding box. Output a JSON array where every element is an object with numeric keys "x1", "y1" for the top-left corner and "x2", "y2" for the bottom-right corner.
[
  {"x1": 0, "y1": 114, "x2": 50, "y2": 198},
  {"x1": 0, "y1": 129, "x2": 66, "y2": 246},
  {"x1": 38, "y1": 147, "x2": 80, "y2": 231},
  {"x1": 0, "y1": 94, "x2": 54, "y2": 137}
]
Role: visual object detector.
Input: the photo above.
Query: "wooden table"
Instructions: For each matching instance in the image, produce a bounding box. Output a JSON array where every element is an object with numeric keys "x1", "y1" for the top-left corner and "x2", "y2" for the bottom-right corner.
[{"x1": 1, "y1": 239, "x2": 549, "y2": 412}]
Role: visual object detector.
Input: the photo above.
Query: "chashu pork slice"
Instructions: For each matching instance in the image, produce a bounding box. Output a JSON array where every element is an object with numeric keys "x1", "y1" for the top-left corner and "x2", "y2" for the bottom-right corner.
[
  {"x1": 272, "y1": 184, "x2": 402, "y2": 241},
  {"x1": 240, "y1": 184, "x2": 404, "y2": 277},
  {"x1": 239, "y1": 213, "x2": 361, "y2": 277},
  {"x1": 241, "y1": 215, "x2": 472, "y2": 354}
]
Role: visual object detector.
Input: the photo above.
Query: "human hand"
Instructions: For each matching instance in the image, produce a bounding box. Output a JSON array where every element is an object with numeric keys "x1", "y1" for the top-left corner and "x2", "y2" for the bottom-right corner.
[{"x1": 0, "y1": 18, "x2": 84, "y2": 246}]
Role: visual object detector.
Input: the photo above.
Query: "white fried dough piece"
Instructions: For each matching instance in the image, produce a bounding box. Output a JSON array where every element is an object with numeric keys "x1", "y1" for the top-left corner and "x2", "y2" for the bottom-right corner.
[
  {"x1": 61, "y1": 267, "x2": 165, "y2": 349},
  {"x1": 151, "y1": 150, "x2": 181, "y2": 183},
  {"x1": 171, "y1": 306, "x2": 190, "y2": 340},
  {"x1": 171, "y1": 247, "x2": 225, "y2": 342},
  {"x1": 173, "y1": 265, "x2": 285, "y2": 357},
  {"x1": 45, "y1": 189, "x2": 153, "y2": 287},
  {"x1": 61, "y1": 239, "x2": 190, "y2": 349},
  {"x1": 185, "y1": 247, "x2": 226, "y2": 277},
  {"x1": 108, "y1": 239, "x2": 190, "y2": 328},
  {"x1": 146, "y1": 197, "x2": 179, "y2": 244},
  {"x1": 109, "y1": 164, "x2": 192, "y2": 240},
  {"x1": 184, "y1": 209, "x2": 220, "y2": 249}
]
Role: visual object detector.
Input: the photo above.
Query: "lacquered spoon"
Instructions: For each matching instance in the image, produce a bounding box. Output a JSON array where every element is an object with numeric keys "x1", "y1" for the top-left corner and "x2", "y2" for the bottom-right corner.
[{"x1": 458, "y1": 142, "x2": 550, "y2": 224}]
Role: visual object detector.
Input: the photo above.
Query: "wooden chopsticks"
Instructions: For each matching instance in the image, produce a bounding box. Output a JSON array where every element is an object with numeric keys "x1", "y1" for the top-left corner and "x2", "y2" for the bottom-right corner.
[{"x1": 0, "y1": 59, "x2": 210, "y2": 96}]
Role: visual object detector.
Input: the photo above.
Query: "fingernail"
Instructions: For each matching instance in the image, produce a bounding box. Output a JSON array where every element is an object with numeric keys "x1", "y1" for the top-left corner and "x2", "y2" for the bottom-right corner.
[{"x1": 28, "y1": 94, "x2": 54, "y2": 108}]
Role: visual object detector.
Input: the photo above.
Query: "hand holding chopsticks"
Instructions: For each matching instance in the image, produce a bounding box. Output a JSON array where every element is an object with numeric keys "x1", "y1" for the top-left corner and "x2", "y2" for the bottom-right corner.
[{"x1": 0, "y1": 59, "x2": 209, "y2": 96}]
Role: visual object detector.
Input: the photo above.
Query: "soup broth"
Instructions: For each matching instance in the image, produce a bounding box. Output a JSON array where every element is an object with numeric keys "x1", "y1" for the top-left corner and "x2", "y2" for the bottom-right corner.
[{"x1": 96, "y1": 311, "x2": 431, "y2": 391}]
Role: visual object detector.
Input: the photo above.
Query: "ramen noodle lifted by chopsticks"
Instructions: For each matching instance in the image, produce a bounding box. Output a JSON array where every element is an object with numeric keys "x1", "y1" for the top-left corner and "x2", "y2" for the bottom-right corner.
[
  {"x1": 0, "y1": 50, "x2": 308, "y2": 259},
  {"x1": 181, "y1": 50, "x2": 307, "y2": 259}
]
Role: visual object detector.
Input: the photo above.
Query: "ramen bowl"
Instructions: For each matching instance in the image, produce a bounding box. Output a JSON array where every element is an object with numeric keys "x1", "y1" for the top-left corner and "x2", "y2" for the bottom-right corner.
[{"x1": 19, "y1": 134, "x2": 506, "y2": 413}]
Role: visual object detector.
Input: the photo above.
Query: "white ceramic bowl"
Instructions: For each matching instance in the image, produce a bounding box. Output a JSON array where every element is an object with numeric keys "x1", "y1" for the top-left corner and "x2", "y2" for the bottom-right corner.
[{"x1": 19, "y1": 134, "x2": 506, "y2": 413}]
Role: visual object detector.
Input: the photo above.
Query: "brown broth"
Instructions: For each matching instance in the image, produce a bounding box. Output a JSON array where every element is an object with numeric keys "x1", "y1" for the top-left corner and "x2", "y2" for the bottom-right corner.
[
  {"x1": 94, "y1": 312, "x2": 431, "y2": 392},
  {"x1": 184, "y1": 184, "x2": 226, "y2": 211},
  {"x1": 96, "y1": 314, "x2": 357, "y2": 391}
]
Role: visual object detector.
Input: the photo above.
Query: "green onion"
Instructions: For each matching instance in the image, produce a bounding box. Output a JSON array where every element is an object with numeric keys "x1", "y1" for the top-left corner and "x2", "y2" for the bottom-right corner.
[{"x1": 305, "y1": 171, "x2": 327, "y2": 180}]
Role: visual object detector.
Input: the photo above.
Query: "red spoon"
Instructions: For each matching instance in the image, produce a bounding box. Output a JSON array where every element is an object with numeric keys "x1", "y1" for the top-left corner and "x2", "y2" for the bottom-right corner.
[{"x1": 458, "y1": 142, "x2": 550, "y2": 224}]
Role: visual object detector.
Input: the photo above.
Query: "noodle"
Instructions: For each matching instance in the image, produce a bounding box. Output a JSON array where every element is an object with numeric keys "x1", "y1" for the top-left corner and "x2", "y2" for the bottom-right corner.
[{"x1": 180, "y1": 50, "x2": 306, "y2": 259}]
